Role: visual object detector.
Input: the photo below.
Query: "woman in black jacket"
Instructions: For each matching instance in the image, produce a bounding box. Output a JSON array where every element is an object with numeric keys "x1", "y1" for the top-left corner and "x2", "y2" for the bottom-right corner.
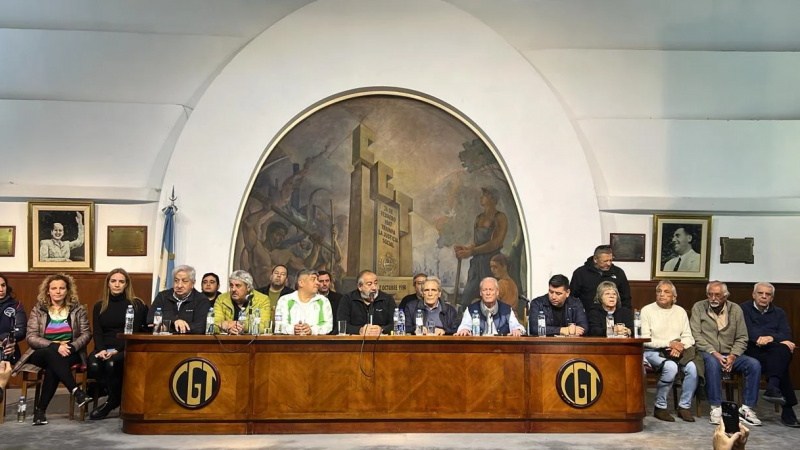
[
  {"x1": 87, "y1": 268, "x2": 148, "y2": 420},
  {"x1": 587, "y1": 281, "x2": 634, "y2": 337},
  {"x1": 0, "y1": 274, "x2": 27, "y2": 363}
]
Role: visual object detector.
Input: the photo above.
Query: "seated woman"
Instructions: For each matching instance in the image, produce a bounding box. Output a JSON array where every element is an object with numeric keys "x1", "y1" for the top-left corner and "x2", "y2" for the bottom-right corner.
[
  {"x1": 0, "y1": 273, "x2": 27, "y2": 363},
  {"x1": 641, "y1": 279, "x2": 697, "y2": 422},
  {"x1": 587, "y1": 281, "x2": 634, "y2": 337},
  {"x1": 12, "y1": 273, "x2": 92, "y2": 425},
  {"x1": 87, "y1": 268, "x2": 148, "y2": 420}
]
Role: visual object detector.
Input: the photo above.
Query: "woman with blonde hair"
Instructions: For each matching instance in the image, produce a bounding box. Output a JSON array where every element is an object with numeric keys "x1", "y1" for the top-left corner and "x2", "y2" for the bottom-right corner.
[
  {"x1": 13, "y1": 273, "x2": 92, "y2": 425},
  {"x1": 87, "y1": 268, "x2": 147, "y2": 419}
]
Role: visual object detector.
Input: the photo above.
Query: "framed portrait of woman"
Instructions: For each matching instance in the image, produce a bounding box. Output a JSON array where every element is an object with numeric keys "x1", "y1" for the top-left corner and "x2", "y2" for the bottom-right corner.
[{"x1": 28, "y1": 200, "x2": 95, "y2": 271}]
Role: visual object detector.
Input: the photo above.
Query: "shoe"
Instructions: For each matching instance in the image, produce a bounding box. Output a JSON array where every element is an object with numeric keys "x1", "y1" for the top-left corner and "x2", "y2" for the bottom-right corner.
[
  {"x1": 73, "y1": 388, "x2": 92, "y2": 408},
  {"x1": 709, "y1": 406, "x2": 722, "y2": 424},
  {"x1": 762, "y1": 387, "x2": 786, "y2": 406},
  {"x1": 739, "y1": 405, "x2": 762, "y2": 426},
  {"x1": 32, "y1": 408, "x2": 48, "y2": 426},
  {"x1": 677, "y1": 407, "x2": 695, "y2": 422},
  {"x1": 654, "y1": 407, "x2": 675, "y2": 422},
  {"x1": 781, "y1": 409, "x2": 800, "y2": 428},
  {"x1": 89, "y1": 402, "x2": 118, "y2": 420}
]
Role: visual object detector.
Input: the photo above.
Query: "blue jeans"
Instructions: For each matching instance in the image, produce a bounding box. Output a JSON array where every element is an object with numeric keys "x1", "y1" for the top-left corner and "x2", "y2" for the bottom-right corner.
[
  {"x1": 701, "y1": 351, "x2": 761, "y2": 407},
  {"x1": 644, "y1": 350, "x2": 698, "y2": 409}
]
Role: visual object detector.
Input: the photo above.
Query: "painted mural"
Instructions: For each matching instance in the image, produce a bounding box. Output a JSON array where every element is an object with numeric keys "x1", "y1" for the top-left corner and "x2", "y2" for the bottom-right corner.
[{"x1": 233, "y1": 93, "x2": 526, "y2": 311}]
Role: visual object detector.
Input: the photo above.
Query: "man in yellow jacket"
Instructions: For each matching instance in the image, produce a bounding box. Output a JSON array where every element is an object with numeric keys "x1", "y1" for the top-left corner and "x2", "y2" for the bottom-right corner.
[{"x1": 214, "y1": 270, "x2": 272, "y2": 334}]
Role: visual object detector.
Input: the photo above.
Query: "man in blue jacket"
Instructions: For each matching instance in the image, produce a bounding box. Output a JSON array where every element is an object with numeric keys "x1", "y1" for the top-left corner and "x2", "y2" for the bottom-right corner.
[
  {"x1": 455, "y1": 277, "x2": 525, "y2": 337},
  {"x1": 741, "y1": 282, "x2": 798, "y2": 428},
  {"x1": 529, "y1": 274, "x2": 588, "y2": 336}
]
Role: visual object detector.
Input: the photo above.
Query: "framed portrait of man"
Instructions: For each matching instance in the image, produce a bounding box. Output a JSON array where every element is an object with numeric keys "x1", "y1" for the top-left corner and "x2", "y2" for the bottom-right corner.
[
  {"x1": 28, "y1": 201, "x2": 95, "y2": 271},
  {"x1": 651, "y1": 215, "x2": 711, "y2": 280}
]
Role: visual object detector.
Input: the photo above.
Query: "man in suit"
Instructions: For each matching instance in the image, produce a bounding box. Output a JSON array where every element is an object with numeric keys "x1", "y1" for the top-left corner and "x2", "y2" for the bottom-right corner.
[{"x1": 663, "y1": 226, "x2": 701, "y2": 272}]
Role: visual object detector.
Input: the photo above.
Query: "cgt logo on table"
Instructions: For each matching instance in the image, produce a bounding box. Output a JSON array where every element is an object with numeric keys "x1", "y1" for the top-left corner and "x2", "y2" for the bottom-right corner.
[
  {"x1": 556, "y1": 359, "x2": 603, "y2": 408},
  {"x1": 169, "y1": 358, "x2": 220, "y2": 409}
]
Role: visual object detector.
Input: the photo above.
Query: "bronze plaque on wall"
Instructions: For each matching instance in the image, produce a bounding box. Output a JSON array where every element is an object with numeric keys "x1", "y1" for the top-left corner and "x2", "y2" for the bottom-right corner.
[
  {"x1": 0, "y1": 226, "x2": 15, "y2": 256},
  {"x1": 720, "y1": 237, "x2": 754, "y2": 264},
  {"x1": 108, "y1": 226, "x2": 147, "y2": 256}
]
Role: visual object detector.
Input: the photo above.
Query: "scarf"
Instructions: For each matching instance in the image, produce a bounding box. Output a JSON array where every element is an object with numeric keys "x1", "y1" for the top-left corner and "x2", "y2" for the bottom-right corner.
[{"x1": 480, "y1": 301, "x2": 499, "y2": 336}]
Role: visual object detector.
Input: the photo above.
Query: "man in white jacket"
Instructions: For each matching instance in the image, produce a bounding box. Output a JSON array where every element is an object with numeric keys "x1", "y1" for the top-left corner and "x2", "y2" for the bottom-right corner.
[
  {"x1": 641, "y1": 279, "x2": 698, "y2": 422},
  {"x1": 275, "y1": 269, "x2": 333, "y2": 335}
]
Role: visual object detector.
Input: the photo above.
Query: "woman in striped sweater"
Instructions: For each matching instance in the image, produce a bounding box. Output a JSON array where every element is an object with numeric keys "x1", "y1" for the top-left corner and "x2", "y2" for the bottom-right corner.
[{"x1": 12, "y1": 273, "x2": 92, "y2": 425}]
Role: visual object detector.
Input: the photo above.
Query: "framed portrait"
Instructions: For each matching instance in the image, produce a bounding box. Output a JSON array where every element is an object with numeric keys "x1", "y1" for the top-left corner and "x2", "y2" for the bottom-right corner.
[
  {"x1": 610, "y1": 233, "x2": 646, "y2": 262},
  {"x1": 652, "y1": 214, "x2": 712, "y2": 280},
  {"x1": 28, "y1": 201, "x2": 95, "y2": 271}
]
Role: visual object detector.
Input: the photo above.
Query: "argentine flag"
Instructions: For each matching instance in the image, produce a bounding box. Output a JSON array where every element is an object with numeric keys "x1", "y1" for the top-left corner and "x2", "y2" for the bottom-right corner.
[{"x1": 156, "y1": 202, "x2": 176, "y2": 295}]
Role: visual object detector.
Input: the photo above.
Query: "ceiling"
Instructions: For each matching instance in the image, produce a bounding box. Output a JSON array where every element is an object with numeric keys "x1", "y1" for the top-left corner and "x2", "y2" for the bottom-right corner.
[{"x1": 1, "y1": 0, "x2": 798, "y2": 209}]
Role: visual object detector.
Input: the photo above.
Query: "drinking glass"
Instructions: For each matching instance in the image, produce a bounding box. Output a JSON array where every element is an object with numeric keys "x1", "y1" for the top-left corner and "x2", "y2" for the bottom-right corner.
[
  {"x1": 338, "y1": 320, "x2": 348, "y2": 336},
  {"x1": 614, "y1": 323, "x2": 627, "y2": 338},
  {"x1": 426, "y1": 319, "x2": 436, "y2": 336}
]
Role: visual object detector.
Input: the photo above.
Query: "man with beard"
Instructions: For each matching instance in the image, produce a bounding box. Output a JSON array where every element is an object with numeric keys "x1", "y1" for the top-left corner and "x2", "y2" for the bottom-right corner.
[
  {"x1": 256, "y1": 264, "x2": 294, "y2": 308},
  {"x1": 691, "y1": 281, "x2": 762, "y2": 427},
  {"x1": 200, "y1": 272, "x2": 222, "y2": 307},
  {"x1": 337, "y1": 270, "x2": 395, "y2": 336}
]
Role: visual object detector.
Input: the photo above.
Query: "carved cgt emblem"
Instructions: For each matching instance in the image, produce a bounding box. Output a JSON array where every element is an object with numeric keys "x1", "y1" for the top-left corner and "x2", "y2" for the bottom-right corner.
[
  {"x1": 556, "y1": 359, "x2": 603, "y2": 408},
  {"x1": 169, "y1": 358, "x2": 220, "y2": 410}
]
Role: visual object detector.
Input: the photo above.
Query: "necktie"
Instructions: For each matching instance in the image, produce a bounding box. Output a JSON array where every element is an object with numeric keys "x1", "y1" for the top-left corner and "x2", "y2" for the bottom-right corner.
[{"x1": 673, "y1": 257, "x2": 682, "y2": 271}]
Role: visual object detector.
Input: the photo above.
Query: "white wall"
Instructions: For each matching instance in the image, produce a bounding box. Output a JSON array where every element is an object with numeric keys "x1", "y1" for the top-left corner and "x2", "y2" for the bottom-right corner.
[
  {"x1": 0, "y1": 201, "x2": 157, "y2": 273},
  {"x1": 601, "y1": 212, "x2": 800, "y2": 283},
  {"x1": 158, "y1": 0, "x2": 601, "y2": 291}
]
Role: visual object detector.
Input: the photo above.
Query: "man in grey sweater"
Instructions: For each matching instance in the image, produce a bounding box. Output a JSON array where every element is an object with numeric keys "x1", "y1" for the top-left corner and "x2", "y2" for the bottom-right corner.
[{"x1": 691, "y1": 281, "x2": 762, "y2": 427}]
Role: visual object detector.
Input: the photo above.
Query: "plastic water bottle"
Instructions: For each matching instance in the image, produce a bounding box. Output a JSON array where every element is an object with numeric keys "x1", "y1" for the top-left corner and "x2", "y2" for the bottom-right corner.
[
  {"x1": 606, "y1": 311, "x2": 614, "y2": 338},
  {"x1": 471, "y1": 310, "x2": 480, "y2": 336},
  {"x1": 124, "y1": 305, "x2": 135, "y2": 335},
  {"x1": 415, "y1": 309, "x2": 424, "y2": 335},
  {"x1": 17, "y1": 395, "x2": 26, "y2": 422},
  {"x1": 251, "y1": 308, "x2": 261, "y2": 335},
  {"x1": 393, "y1": 309, "x2": 400, "y2": 335},
  {"x1": 153, "y1": 307, "x2": 163, "y2": 334},
  {"x1": 237, "y1": 310, "x2": 246, "y2": 334},
  {"x1": 634, "y1": 310, "x2": 642, "y2": 338},
  {"x1": 397, "y1": 309, "x2": 406, "y2": 336},
  {"x1": 537, "y1": 310, "x2": 546, "y2": 337},
  {"x1": 205, "y1": 307, "x2": 215, "y2": 335},
  {"x1": 275, "y1": 309, "x2": 283, "y2": 335}
]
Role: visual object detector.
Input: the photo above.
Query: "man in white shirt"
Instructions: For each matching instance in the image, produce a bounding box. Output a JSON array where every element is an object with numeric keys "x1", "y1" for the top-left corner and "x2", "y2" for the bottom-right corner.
[
  {"x1": 663, "y1": 227, "x2": 701, "y2": 272},
  {"x1": 455, "y1": 277, "x2": 524, "y2": 337},
  {"x1": 274, "y1": 269, "x2": 333, "y2": 335},
  {"x1": 641, "y1": 279, "x2": 697, "y2": 422}
]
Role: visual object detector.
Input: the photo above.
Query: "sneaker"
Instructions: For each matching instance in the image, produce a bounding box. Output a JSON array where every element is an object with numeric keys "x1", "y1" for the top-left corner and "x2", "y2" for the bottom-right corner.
[
  {"x1": 762, "y1": 387, "x2": 786, "y2": 406},
  {"x1": 73, "y1": 388, "x2": 91, "y2": 408},
  {"x1": 32, "y1": 408, "x2": 48, "y2": 426},
  {"x1": 739, "y1": 405, "x2": 762, "y2": 426},
  {"x1": 709, "y1": 406, "x2": 722, "y2": 424},
  {"x1": 781, "y1": 408, "x2": 800, "y2": 428}
]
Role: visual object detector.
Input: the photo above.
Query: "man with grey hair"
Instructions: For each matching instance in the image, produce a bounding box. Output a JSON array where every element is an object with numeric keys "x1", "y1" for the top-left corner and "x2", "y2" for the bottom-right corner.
[
  {"x1": 337, "y1": 270, "x2": 396, "y2": 336},
  {"x1": 691, "y1": 281, "x2": 762, "y2": 426},
  {"x1": 455, "y1": 277, "x2": 524, "y2": 336},
  {"x1": 148, "y1": 265, "x2": 210, "y2": 334},
  {"x1": 403, "y1": 277, "x2": 459, "y2": 335},
  {"x1": 214, "y1": 270, "x2": 272, "y2": 335},
  {"x1": 741, "y1": 282, "x2": 798, "y2": 427},
  {"x1": 641, "y1": 279, "x2": 697, "y2": 422}
]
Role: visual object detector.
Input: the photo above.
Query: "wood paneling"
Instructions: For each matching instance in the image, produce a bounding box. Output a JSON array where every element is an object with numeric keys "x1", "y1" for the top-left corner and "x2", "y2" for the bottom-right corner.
[
  {"x1": 120, "y1": 335, "x2": 647, "y2": 434},
  {"x1": 630, "y1": 280, "x2": 800, "y2": 386},
  {"x1": 2, "y1": 271, "x2": 153, "y2": 388}
]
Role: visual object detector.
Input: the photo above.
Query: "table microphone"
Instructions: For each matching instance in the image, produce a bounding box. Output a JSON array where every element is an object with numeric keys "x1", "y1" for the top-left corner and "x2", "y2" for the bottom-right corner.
[{"x1": 368, "y1": 292, "x2": 375, "y2": 325}]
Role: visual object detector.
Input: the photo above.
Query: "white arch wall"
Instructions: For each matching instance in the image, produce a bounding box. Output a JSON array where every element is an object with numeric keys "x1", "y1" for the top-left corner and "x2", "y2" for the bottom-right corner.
[{"x1": 159, "y1": 0, "x2": 600, "y2": 291}]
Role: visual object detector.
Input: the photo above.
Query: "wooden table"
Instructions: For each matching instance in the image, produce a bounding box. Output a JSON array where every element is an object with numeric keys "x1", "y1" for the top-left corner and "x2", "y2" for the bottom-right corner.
[{"x1": 121, "y1": 335, "x2": 647, "y2": 434}]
